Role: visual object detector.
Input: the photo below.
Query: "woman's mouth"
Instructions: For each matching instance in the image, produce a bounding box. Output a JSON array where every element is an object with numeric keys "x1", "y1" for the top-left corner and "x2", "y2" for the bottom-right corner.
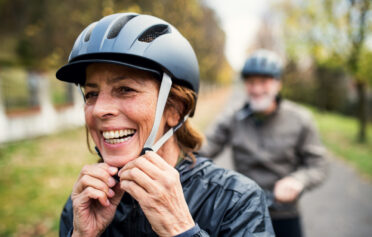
[{"x1": 102, "y1": 129, "x2": 136, "y2": 144}]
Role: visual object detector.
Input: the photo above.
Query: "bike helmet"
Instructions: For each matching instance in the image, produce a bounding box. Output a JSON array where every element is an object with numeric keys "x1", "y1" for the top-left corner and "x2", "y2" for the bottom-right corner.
[
  {"x1": 241, "y1": 49, "x2": 283, "y2": 79},
  {"x1": 56, "y1": 13, "x2": 200, "y2": 155}
]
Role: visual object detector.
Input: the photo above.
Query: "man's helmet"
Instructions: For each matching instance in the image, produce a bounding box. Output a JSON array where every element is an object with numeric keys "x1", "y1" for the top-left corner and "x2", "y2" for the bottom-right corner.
[
  {"x1": 241, "y1": 49, "x2": 283, "y2": 79},
  {"x1": 56, "y1": 13, "x2": 200, "y2": 155}
]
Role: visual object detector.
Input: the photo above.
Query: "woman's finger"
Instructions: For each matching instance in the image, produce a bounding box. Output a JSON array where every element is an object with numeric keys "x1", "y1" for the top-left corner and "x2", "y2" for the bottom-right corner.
[
  {"x1": 119, "y1": 154, "x2": 180, "y2": 191},
  {"x1": 119, "y1": 167, "x2": 157, "y2": 194},
  {"x1": 78, "y1": 164, "x2": 117, "y2": 188},
  {"x1": 119, "y1": 156, "x2": 163, "y2": 181},
  {"x1": 75, "y1": 174, "x2": 115, "y2": 198},
  {"x1": 80, "y1": 186, "x2": 110, "y2": 207},
  {"x1": 142, "y1": 151, "x2": 172, "y2": 171},
  {"x1": 120, "y1": 180, "x2": 147, "y2": 202}
]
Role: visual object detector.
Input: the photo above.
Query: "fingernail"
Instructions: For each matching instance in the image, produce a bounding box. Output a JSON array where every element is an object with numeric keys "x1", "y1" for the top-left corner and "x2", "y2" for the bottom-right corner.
[
  {"x1": 108, "y1": 167, "x2": 118, "y2": 175},
  {"x1": 108, "y1": 189, "x2": 115, "y2": 197},
  {"x1": 108, "y1": 177, "x2": 116, "y2": 187},
  {"x1": 106, "y1": 199, "x2": 110, "y2": 206}
]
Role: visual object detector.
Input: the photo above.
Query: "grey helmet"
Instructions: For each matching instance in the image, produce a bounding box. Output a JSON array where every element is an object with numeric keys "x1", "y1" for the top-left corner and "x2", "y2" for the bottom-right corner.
[
  {"x1": 56, "y1": 13, "x2": 200, "y2": 156},
  {"x1": 56, "y1": 13, "x2": 199, "y2": 93},
  {"x1": 241, "y1": 49, "x2": 283, "y2": 79}
]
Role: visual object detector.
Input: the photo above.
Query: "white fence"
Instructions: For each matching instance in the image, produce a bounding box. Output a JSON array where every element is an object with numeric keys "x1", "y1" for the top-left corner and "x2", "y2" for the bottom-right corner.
[{"x1": 0, "y1": 78, "x2": 85, "y2": 144}]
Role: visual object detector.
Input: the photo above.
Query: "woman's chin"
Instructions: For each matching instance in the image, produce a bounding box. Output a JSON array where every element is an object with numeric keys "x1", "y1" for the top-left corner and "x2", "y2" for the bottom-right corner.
[{"x1": 102, "y1": 153, "x2": 138, "y2": 167}]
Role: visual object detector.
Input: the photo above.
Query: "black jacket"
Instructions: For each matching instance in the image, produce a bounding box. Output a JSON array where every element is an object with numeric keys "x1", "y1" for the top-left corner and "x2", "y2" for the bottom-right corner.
[{"x1": 60, "y1": 157, "x2": 274, "y2": 236}]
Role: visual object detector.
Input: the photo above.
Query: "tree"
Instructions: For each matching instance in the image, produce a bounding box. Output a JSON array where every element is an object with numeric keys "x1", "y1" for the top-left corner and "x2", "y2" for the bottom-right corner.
[
  {"x1": 277, "y1": 0, "x2": 372, "y2": 142},
  {"x1": 0, "y1": 0, "x2": 231, "y2": 84}
]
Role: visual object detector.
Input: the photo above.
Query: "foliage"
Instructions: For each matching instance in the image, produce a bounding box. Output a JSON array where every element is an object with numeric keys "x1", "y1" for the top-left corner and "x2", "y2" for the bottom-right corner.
[
  {"x1": 0, "y1": 0, "x2": 232, "y2": 84},
  {"x1": 0, "y1": 68, "x2": 72, "y2": 111},
  {"x1": 0, "y1": 68, "x2": 30, "y2": 110},
  {"x1": 276, "y1": 0, "x2": 372, "y2": 141},
  {"x1": 279, "y1": 0, "x2": 372, "y2": 81}
]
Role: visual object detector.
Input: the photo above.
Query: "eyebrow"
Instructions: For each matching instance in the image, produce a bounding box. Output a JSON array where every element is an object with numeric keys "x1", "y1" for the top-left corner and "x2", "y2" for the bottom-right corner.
[{"x1": 85, "y1": 75, "x2": 145, "y2": 88}]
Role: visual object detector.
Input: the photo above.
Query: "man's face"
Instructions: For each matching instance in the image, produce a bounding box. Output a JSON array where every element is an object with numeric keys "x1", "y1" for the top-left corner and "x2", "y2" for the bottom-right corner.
[{"x1": 243, "y1": 76, "x2": 281, "y2": 112}]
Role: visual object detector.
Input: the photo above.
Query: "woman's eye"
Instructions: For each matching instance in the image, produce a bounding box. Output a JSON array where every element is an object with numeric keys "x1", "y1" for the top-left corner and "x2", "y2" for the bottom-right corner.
[
  {"x1": 118, "y1": 86, "x2": 135, "y2": 94},
  {"x1": 84, "y1": 91, "x2": 98, "y2": 100}
]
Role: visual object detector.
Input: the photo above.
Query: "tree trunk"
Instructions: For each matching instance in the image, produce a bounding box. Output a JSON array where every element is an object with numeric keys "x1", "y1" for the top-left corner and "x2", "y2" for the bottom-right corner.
[{"x1": 356, "y1": 81, "x2": 367, "y2": 143}]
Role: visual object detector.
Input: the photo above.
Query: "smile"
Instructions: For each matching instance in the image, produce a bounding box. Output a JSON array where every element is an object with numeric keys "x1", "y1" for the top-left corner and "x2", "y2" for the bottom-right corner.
[{"x1": 102, "y1": 129, "x2": 136, "y2": 144}]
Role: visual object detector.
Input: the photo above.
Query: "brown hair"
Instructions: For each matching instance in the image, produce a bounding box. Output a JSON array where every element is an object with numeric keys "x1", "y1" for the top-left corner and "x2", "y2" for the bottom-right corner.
[{"x1": 165, "y1": 85, "x2": 203, "y2": 161}]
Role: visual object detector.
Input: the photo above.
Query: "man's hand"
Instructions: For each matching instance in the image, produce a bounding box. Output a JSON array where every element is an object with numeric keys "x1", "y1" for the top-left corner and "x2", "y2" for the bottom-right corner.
[{"x1": 274, "y1": 176, "x2": 304, "y2": 203}]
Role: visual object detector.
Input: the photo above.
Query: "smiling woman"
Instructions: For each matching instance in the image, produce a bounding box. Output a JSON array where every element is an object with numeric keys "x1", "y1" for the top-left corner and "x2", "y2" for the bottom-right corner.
[
  {"x1": 84, "y1": 63, "x2": 161, "y2": 167},
  {"x1": 56, "y1": 12, "x2": 274, "y2": 237}
]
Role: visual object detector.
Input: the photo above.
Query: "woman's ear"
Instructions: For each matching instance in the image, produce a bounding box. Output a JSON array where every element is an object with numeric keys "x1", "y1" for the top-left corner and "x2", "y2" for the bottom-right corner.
[{"x1": 165, "y1": 104, "x2": 181, "y2": 127}]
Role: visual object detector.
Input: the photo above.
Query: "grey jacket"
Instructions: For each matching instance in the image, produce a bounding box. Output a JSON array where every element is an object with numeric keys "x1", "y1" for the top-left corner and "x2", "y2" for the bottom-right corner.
[{"x1": 199, "y1": 99, "x2": 328, "y2": 218}]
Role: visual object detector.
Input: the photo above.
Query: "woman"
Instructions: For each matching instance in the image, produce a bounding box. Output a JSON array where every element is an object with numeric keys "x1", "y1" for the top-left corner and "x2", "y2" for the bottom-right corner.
[{"x1": 57, "y1": 13, "x2": 274, "y2": 237}]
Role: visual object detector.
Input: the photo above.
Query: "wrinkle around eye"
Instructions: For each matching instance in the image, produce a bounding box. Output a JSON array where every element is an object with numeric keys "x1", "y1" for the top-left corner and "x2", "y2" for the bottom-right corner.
[
  {"x1": 85, "y1": 91, "x2": 98, "y2": 100},
  {"x1": 114, "y1": 86, "x2": 137, "y2": 97}
]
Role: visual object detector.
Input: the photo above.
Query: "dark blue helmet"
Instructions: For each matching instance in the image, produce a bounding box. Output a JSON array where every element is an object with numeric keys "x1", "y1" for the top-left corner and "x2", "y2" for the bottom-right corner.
[
  {"x1": 241, "y1": 49, "x2": 283, "y2": 79},
  {"x1": 56, "y1": 13, "x2": 199, "y2": 93}
]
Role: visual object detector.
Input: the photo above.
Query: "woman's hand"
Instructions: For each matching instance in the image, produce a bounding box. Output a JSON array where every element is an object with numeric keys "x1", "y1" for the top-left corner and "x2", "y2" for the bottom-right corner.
[
  {"x1": 71, "y1": 163, "x2": 125, "y2": 237},
  {"x1": 274, "y1": 176, "x2": 304, "y2": 203},
  {"x1": 118, "y1": 151, "x2": 195, "y2": 237}
]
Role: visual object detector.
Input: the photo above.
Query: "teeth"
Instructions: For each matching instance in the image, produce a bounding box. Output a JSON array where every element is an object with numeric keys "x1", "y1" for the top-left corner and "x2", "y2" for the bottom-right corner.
[
  {"x1": 102, "y1": 129, "x2": 135, "y2": 139},
  {"x1": 105, "y1": 136, "x2": 132, "y2": 144},
  {"x1": 110, "y1": 131, "x2": 115, "y2": 138}
]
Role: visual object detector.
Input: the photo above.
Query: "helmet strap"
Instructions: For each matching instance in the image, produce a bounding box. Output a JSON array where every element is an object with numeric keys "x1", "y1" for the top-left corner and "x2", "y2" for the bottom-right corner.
[
  {"x1": 142, "y1": 73, "x2": 172, "y2": 152},
  {"x1": 151, "y1": 114, "x2": 189, "y2": 152}
]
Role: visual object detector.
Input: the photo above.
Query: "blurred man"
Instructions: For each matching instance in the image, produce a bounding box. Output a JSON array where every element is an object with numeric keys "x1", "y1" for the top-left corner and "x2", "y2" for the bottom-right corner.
[{"x1": 199, "y1": 49, "x2": 328, "y2": 237}]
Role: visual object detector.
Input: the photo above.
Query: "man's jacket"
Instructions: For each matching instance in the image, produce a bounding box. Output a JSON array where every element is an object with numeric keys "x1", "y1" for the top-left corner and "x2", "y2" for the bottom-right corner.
[
  {"x1": 60, "y1": 157, "x2": 274, "y2": 236},
  {"x1": 199, "y1": 99, "x2": 328, "y2": 218}
]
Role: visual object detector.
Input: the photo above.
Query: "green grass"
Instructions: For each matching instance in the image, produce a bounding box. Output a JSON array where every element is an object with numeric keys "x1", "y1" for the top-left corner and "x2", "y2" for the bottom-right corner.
[
  {"x1": 0, "y1": 128, "x2": 97, "y2": 236},
  {"x1": 308, "y1": 107, "x2": 372, "y2": 180}
]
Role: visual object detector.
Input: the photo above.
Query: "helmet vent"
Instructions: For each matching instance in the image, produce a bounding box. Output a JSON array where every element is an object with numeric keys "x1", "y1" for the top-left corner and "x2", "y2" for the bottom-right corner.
[
  {"x1": 138, "y1": 24, "x2": 170, "y2": 43},
  {"x1": 107, "y1": 14, "x2": 138, "y2": 39},
  {"x1": 84, "y1": 24, "x2": 96, "y2": 42}
]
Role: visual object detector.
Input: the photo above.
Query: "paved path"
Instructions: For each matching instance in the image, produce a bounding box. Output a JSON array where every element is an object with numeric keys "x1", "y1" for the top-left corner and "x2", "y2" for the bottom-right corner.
[{"x1": 210, "y1": 84, "x2": 372, "y2": 237}]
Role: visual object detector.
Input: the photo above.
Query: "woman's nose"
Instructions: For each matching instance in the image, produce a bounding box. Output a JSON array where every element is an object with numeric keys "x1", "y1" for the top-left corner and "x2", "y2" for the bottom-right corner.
[{"x1": 92, "y1": 92, "x2": 119, "y2": 119}]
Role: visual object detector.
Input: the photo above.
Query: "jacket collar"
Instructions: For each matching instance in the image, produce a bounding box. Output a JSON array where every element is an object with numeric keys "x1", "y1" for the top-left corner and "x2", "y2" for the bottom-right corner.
[{"x1": 176, "y1": 156, "x2": 211, "y2": 183}]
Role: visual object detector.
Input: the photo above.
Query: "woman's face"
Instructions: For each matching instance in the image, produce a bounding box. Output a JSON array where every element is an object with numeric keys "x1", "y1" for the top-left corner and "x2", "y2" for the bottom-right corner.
[{"x1": 84, "y1": 63, "x2": 169, "y2": 167}]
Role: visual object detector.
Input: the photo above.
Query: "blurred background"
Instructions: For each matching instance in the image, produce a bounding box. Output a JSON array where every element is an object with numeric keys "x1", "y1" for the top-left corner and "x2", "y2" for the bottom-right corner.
[{"x1": 0, "y1": 0, "x2": 371, "y2": 236}]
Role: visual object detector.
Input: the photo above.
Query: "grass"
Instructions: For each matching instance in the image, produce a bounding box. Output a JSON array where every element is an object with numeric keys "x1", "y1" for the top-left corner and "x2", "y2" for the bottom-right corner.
[
  {"x1": 308, "y1": 107, "x2": 372, "y2": 180},
  {"x1": 0, "y1": 86, "x2": 231, "y2": 236},
  {"x1": 0, "y1": 128, "x2": 97, "y2": 236}
]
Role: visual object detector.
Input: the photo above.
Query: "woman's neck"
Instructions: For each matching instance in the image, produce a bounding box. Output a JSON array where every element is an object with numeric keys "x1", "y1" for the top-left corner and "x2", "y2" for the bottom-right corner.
[{"x1": 156, "y1": 135, "x2": 181, "y2": 167}]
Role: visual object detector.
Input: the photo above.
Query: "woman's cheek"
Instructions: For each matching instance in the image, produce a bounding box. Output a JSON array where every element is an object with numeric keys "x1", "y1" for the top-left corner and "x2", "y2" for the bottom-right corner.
[{"x1": 84, "y1": 106, "x2": 100, "y2": 144}]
